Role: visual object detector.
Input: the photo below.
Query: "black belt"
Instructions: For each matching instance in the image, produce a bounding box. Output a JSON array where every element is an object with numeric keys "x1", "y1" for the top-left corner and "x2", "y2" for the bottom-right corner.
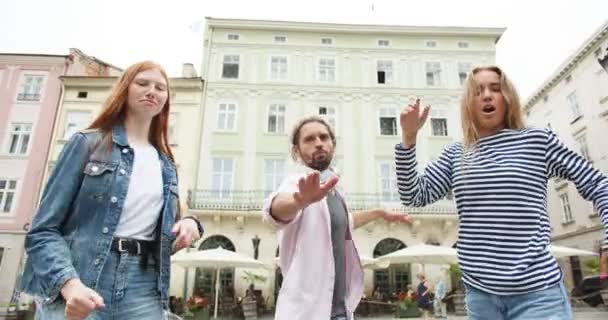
[{"x1": 111, "y1": 238, "x2": 154, "y2": 256}]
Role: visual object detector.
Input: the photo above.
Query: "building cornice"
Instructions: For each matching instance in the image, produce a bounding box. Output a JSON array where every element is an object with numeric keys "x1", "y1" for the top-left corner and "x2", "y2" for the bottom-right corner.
[
  {"x1": 525, "y1": 21, "x2": 608, "y2": 110},
  {"x1": 206, "y1": 17, "x2": 505, "y2": 42},
  {"x1": 61, "y1": 76, "x2": 204, "y2": 89}
]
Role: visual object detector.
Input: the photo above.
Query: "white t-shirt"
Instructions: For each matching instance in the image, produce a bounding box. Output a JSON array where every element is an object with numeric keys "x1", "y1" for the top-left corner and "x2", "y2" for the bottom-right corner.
[{"x1": 114, "y1": 143, "x2": 163, "y2": 240}]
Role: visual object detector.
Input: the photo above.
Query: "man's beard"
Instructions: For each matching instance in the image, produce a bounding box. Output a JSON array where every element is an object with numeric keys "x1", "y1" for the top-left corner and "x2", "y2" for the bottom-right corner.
[{"x1": 305, "y1": 152, "x2": 333, "y2": 171}]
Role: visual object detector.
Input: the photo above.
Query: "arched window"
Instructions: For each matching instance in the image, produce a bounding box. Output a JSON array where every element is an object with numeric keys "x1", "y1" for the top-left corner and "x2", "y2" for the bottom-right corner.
[
  {"x1": 373, "y1": 238, "x2": 409, "y2": 299},
  {"x1": 193, "y1": 235, "x2": 236, "y2": 299}
]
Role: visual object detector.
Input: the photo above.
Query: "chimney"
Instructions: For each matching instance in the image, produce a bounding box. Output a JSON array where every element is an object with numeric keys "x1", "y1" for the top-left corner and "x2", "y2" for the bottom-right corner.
[{"x1": 182, "y1": 63, "x2": 197, "y2": 78}]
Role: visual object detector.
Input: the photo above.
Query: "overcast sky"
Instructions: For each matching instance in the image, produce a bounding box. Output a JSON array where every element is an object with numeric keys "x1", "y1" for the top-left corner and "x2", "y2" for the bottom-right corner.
[{"x1": 1, "y1": 0, "x2": 606, "y2": 99}]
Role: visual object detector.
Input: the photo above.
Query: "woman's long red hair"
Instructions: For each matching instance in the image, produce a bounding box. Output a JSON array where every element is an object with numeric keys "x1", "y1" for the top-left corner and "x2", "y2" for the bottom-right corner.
[{"x1": 88, "y1": 61, "x2": 175, "y2": 162}]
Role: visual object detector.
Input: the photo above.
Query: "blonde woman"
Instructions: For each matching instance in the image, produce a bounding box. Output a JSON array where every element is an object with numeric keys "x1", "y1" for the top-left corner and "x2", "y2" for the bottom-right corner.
[{"x1": 394, "y1": 66, "x2": 608, "y2": 319}]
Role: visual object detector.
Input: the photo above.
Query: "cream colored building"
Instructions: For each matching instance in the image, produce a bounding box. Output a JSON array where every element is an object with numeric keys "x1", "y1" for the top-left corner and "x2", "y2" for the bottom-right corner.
[
  {"x1": 173, "y1": 17, "x2": 504, "y2": 306},
  {"x1": 525, "y1": 21, "x2": 608, "y2": 290}
]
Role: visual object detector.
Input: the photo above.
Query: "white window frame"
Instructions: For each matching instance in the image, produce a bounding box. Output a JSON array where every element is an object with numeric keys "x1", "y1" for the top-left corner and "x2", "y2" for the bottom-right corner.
[
  {"x1": 221, "y1": 54, "x2": 240, "y2": 80},
  {"x1": 458, "y1": 62, "x2": 471, "y2": 86},
  {"x1": 267, "y1": 104, "x2": 286, "y2": 134},
  {"x1": 378, "y1": 106, "x2": 398, "y2": 136},
  {"x1": 7, "y1": 123, "x2": 32, "y2": 155},
  {"x1": 567, "y1": 91, "x2": 582, "y2": 119},
  {"x1": 376, "y1": 60, "x2": 394, "y2": 84},
  {"x1": 269, "y1": 55, "x2": 288, "y2": 81},
  {"x1": 216, "y1": 102, "x2": 238, "y2": 132},
  {"x1": 378, "y1": 162, "x2": 398, "y2": 202},
  {"x1": 15, "y1": 71, "x2": 47, "y2": 102},
  {"x1": 211, "y1": 158, "x2": 234, "y2": 199},
  {"x1": 168, "y1": 112, "x2": 178, "y2": 146},
  {"x1": 0, "y1": 179, "x2": 18, "y2": 214},
  {"x1": 318, "y1": 58, "x2": 336, "y2": 82},
  {"x1": 575, "y1": 134, "x2": 591, "y2": 161},
  {"x1": 63, "y1": 111, "x2": 91, "y2": 140},
  {"x1": 425, "y1": 61, "x2": 442, "y2": 87},
  {"x1": 318, "y1": 105, "x2": 337, "y2": 129},
  {"x1": 559, "y1": 193, "x2": 574, "y2": 223},
  {"x1": 227, "y1": 34, "x2": 240, "y2": 41},
  {"x1": 274, "y1": 35, "x2": 287, "y2": 43},
  {"x1": 321, "y1": 38, "x2": 334, "y2": 45},
  {"x1": 378, "y1": 39, "x2": 390, "y2": 47},
  {"x1": 263, "y1": 159, "x2": 286, "y2": 196}
]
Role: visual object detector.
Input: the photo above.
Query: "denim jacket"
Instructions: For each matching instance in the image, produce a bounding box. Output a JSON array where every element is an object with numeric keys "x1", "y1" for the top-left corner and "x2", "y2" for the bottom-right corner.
[{"x1": 21, "y1": 124, "x2": 179, "y2": 308}]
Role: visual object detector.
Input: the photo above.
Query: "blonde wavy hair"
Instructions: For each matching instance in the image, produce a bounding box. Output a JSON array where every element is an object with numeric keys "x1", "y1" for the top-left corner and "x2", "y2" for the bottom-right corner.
[{"x1": 460, "y1": 66, "x2": 526, "y2": 147}]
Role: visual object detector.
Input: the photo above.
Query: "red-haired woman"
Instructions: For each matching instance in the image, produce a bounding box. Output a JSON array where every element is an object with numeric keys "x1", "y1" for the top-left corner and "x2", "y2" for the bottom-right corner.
[{"x1": 21, "y1": 61, "x2": 203, "y2": 320}]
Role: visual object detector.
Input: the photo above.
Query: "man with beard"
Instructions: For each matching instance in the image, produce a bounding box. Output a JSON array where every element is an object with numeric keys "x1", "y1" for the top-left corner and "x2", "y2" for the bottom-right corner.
[{"x1": 263, "y1": 117, "x2": 412, "y2": 320}]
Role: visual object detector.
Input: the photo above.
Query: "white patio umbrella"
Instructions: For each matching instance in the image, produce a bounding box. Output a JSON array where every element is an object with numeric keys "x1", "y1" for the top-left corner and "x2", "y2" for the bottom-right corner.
[
  {"x1": 549, "y1": 244, "x2": 598, "y2": 258},
  {"x1": 273, "y1": 255, "x2": 389, "y2": 269},
  {"x1": 172, "y1": 247, "x2": 268, "y2": 319},
  {"x1": 376, "y1": 244, "x2": 458, "y2": 271}
]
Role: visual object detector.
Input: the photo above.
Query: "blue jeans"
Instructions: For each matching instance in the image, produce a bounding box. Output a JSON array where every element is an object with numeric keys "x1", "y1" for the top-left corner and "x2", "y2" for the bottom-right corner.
[
  {"x1": 465, "y1": 282, "x2": 573, "y2": 320},
  {"x1": 35, "y1": 252, "x2": 166, "y2": 320}
]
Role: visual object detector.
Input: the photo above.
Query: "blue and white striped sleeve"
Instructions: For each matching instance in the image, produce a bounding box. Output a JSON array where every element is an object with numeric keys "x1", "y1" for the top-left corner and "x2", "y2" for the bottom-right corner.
[
  {"x1": 546, "y1": 129, "x2": 608, "y2": 249},
  {"x1": 394, "y1": 143, "x2": 455, "y2": 207}
]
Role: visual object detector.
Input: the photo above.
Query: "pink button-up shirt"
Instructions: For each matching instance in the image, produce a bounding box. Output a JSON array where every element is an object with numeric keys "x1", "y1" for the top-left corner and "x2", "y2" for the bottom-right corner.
[{"x1": 263, "y1": 173, "x2": 364, "y2": 320}]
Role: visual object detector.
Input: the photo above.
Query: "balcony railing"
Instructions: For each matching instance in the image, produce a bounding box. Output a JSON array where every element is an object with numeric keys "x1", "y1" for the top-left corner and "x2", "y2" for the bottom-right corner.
[
  {"x1": 187, "y1": 189, "x2": 457, "y2": 214},
  {"x1": 17, "y1": 93, "x2": 41, "y2": 101}
]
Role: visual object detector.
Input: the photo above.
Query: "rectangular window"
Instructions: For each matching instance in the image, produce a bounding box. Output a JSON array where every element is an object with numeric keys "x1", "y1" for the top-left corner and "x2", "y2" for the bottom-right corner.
[
  {"x1": 77, "y1": 91, "x2": 88, "y2": 99},
  {"x1": 211, "y1": 158, "x2": 234, "y2": 199},
  {"x1": 267, "y1": 104, "x2": 286, "y2": 133},
  {"x1": 264, "y1": 159, "x2": 286, "y2": 196},
  {"x1": 227, "y1": 34, "x2": 239, "y2": 40},
  {"x1": 426, "y1": 40, "x2": 437, "y2": 48},
  {"x1": 17, "y1": 74, "x2": 45, "y2": 101},
  {"x1": 377, "y1": 60, "x2": 393, "y2": 84},
  {"x1": 0, "y1": 179, "x2": 17, "y2": 213},
  {"x1": 379, "y1": 107, "x2": 397, "y2": 136},
  {"x1": 318, "y1": 58, "x2": 335, "y2": 82},
  {"x1": 378, "y1": 39, "x2": 390, "y2": 47},
  {"x1": 318, "y1": 106, "x2": 336, "y2": 129},
  {"x1": 458, "y1": 41, "x2": 469, "y2": 48},
  {"x1": 458, "y1": 62, "x2": 471, "y2": 85},
  {"x1": 270, "y1": 56, "x2": 288, "y2": 80},
  {"x1": 64, "y1": 111, "x2": 90, "y2": 140},
  {"x1": 431, "y1": 118, "x2": 448, "y2": 136},
  {"x1": 321, "y1": 38, "x2": 333, "y2": 45},
  {"x1": 559, "y1": 193, "x2": 574, "y2": 223},
  {"x1": 217, "y1": 103, "x2": 237, "y2": 131},
  {"x1": 567, "y1": 92, "x2": 582, "y2": 119},
  {"x1": 8, "y1": 123, "x2": 32, "y2": 154},
  {"x1": 221, "y1": 55, "x2": 239, "y2": 79},
  {"x1": 274, "y1": 36, "x2": 287, "y2": 43},
  {"x1": 379, "y1": 162, "x2": 398, "y2": 201},
  {"x1": 575, "y1": 134, "x2": 590, "y2": 161},
  {"x1": 426, "y1": 62, "x2": 442, "y2": 87}
]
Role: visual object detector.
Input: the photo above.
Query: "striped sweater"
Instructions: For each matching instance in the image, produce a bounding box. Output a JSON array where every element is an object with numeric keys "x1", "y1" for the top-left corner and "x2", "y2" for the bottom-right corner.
[{"x1": 395, "y1": 128, "x2": 608, "y2": 295}]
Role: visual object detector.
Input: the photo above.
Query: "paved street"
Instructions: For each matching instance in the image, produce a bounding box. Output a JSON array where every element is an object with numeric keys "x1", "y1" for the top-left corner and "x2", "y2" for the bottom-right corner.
[{"x1": 255, "y1": 310, "x2": 608, "y2": 319}]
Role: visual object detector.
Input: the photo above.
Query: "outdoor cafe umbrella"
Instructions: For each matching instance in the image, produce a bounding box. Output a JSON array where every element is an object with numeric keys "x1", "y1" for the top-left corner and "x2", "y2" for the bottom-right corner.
[
  {"x1": 549, "y1": 244, "x2": 598, "y2": 258},
  {"x1": 273, "y1": 254, "x2": 390, "y2": 269},
  {"x1": 172, "y1": 247, "x2": 269, "y2": 319},
  {"x1": 376, "y1": 244, "x2": 458, "y2": 271}
]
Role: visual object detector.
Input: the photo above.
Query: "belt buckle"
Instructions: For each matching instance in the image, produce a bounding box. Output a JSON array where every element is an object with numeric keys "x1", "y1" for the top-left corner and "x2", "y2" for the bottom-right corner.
[
  {"x1": 117, "y1": 239, "x2": 141, "y2": 255},
  {"x1": 117, "y1": 239, "x2": 127, "y2": 253}
]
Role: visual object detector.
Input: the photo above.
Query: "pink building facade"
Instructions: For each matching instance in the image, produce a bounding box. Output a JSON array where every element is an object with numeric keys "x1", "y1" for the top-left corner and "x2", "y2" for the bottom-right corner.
[{"x1": 0, "y1": 49, "x2": 121, "y2": 307}]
